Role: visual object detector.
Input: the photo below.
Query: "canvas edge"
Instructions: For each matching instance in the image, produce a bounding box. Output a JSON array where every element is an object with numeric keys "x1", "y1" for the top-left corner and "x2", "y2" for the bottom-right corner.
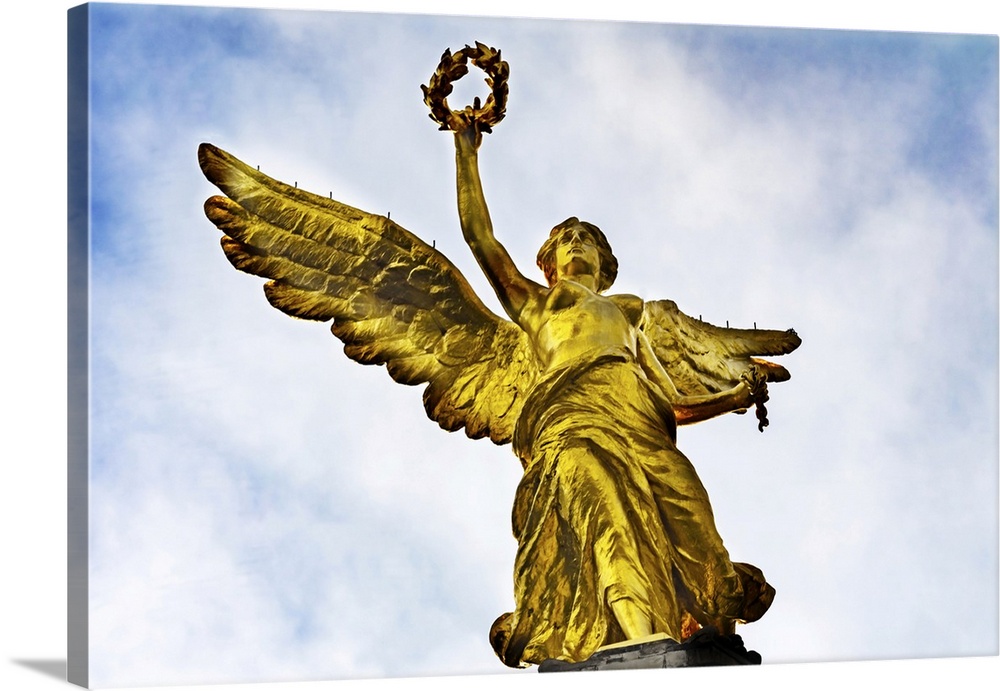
[{"x1": 67, "y1": 3, "x2": 90, "y2": 688}]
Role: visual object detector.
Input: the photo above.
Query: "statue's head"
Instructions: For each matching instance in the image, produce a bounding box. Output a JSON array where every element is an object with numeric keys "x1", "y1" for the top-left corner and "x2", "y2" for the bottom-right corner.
[{"x1": 536, "y1": 217, "x2": 618, "y2": 292}]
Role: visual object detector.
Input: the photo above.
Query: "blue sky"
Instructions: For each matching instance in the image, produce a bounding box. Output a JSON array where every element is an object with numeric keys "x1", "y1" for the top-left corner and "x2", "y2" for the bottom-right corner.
[{"x1": 73, "y1": 2, "x2": 997, "y2": 687}]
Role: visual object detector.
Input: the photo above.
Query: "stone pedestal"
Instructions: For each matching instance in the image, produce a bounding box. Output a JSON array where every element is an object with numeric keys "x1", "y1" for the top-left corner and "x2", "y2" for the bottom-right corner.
[{"x1": 538, "y1": 630, "x2": 761, "y2": 672}]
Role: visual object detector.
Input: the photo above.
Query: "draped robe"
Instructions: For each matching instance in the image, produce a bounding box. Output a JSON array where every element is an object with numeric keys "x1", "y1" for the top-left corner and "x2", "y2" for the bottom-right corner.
[{"x1": 489, "y1": 346, "x2": 753, "y2": 667}]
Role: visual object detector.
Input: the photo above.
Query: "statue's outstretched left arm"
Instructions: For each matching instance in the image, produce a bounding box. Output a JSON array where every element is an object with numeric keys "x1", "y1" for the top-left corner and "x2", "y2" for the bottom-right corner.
[
  {"x1": 639, "y1": 299, "x2": 799, "y2": 431},
  {"x1": 636, "y1": 329, "x2": 755, "y2": 424}
]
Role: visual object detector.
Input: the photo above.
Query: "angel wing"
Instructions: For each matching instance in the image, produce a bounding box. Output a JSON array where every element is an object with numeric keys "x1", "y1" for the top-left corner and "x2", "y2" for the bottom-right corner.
[
  {"x1": 641, "y1": 298, "x2": 801, "y2": 399},
  {"x1": 198, "y1": 142, "x2": 538, "y2": 445}
]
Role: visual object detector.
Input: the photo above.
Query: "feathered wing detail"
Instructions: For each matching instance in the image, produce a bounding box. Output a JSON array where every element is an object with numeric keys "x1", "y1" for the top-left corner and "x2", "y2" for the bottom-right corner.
[
  {"x1": 641, "y1": 299, "x2": 801, "y2": 397},
  {"x1": 198, "y1": 142, "x2": 538, "y2": 445}
]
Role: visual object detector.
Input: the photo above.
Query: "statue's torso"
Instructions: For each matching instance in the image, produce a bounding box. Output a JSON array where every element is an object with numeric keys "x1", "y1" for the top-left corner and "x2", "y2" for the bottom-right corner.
[{"x1": 523, "y1": 280, "x2": 643, "y2": 373}]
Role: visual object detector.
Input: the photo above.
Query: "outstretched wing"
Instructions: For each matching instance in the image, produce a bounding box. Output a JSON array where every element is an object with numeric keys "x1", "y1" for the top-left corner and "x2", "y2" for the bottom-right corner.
[
  {"x1": 199, "y1": 142, "x2": 538, "y2": 445},
  {"x1": 641, "y1": 299, "x2": 801, "y2": 397}
]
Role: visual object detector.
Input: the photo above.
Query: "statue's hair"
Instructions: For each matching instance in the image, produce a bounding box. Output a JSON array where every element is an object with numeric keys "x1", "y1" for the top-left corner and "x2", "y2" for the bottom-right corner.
[{"x1": 536, "y1": 217, "x2": 618, "y2": 292}]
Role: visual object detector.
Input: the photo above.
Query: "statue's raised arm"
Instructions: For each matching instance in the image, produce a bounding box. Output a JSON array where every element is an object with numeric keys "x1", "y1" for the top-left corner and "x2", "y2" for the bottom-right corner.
[{"x1": 423, "y1": 44, "x2": 545, "y2": 323}]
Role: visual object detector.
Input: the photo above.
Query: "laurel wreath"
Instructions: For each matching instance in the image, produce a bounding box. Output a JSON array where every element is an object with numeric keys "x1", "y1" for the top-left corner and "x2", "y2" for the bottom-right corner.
[{"x1": 421, "y1": 42, "x2": 509, "y2": 133}]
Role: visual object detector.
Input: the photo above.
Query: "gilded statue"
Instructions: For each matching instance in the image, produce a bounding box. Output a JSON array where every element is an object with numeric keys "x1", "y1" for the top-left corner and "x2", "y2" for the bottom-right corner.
[{"x1": 198, "y1": 43, "x2": 801, "y2": 668}]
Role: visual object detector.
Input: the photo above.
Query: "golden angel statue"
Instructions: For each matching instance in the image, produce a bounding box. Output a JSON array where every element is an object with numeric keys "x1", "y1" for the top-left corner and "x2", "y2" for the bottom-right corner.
[{"x1": 198, "y1": 44, "x2": 800, "y2": 668}]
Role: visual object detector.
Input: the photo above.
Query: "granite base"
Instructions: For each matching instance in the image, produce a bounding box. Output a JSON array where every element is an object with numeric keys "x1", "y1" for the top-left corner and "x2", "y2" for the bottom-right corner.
[{"x1": 538, "y1": 629, "x2": 761, "y2": 672}]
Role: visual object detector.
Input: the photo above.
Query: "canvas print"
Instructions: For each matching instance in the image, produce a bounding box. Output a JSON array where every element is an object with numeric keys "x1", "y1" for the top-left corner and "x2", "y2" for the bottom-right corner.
[{"x1": 69, "y1": 2, "x2": 998, "y2": 688}]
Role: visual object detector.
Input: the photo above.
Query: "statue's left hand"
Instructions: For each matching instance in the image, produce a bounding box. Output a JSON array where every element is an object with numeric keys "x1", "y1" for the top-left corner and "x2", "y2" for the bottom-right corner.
[{"x1": 740, "y1": 366, "x2": 771, "y2": 432}]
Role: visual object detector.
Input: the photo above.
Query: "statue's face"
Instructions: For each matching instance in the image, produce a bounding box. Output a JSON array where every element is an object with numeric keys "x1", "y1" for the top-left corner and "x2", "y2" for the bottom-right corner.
[{"x1": 553, "y1": 224, "x2": 601, "y2": 281}]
